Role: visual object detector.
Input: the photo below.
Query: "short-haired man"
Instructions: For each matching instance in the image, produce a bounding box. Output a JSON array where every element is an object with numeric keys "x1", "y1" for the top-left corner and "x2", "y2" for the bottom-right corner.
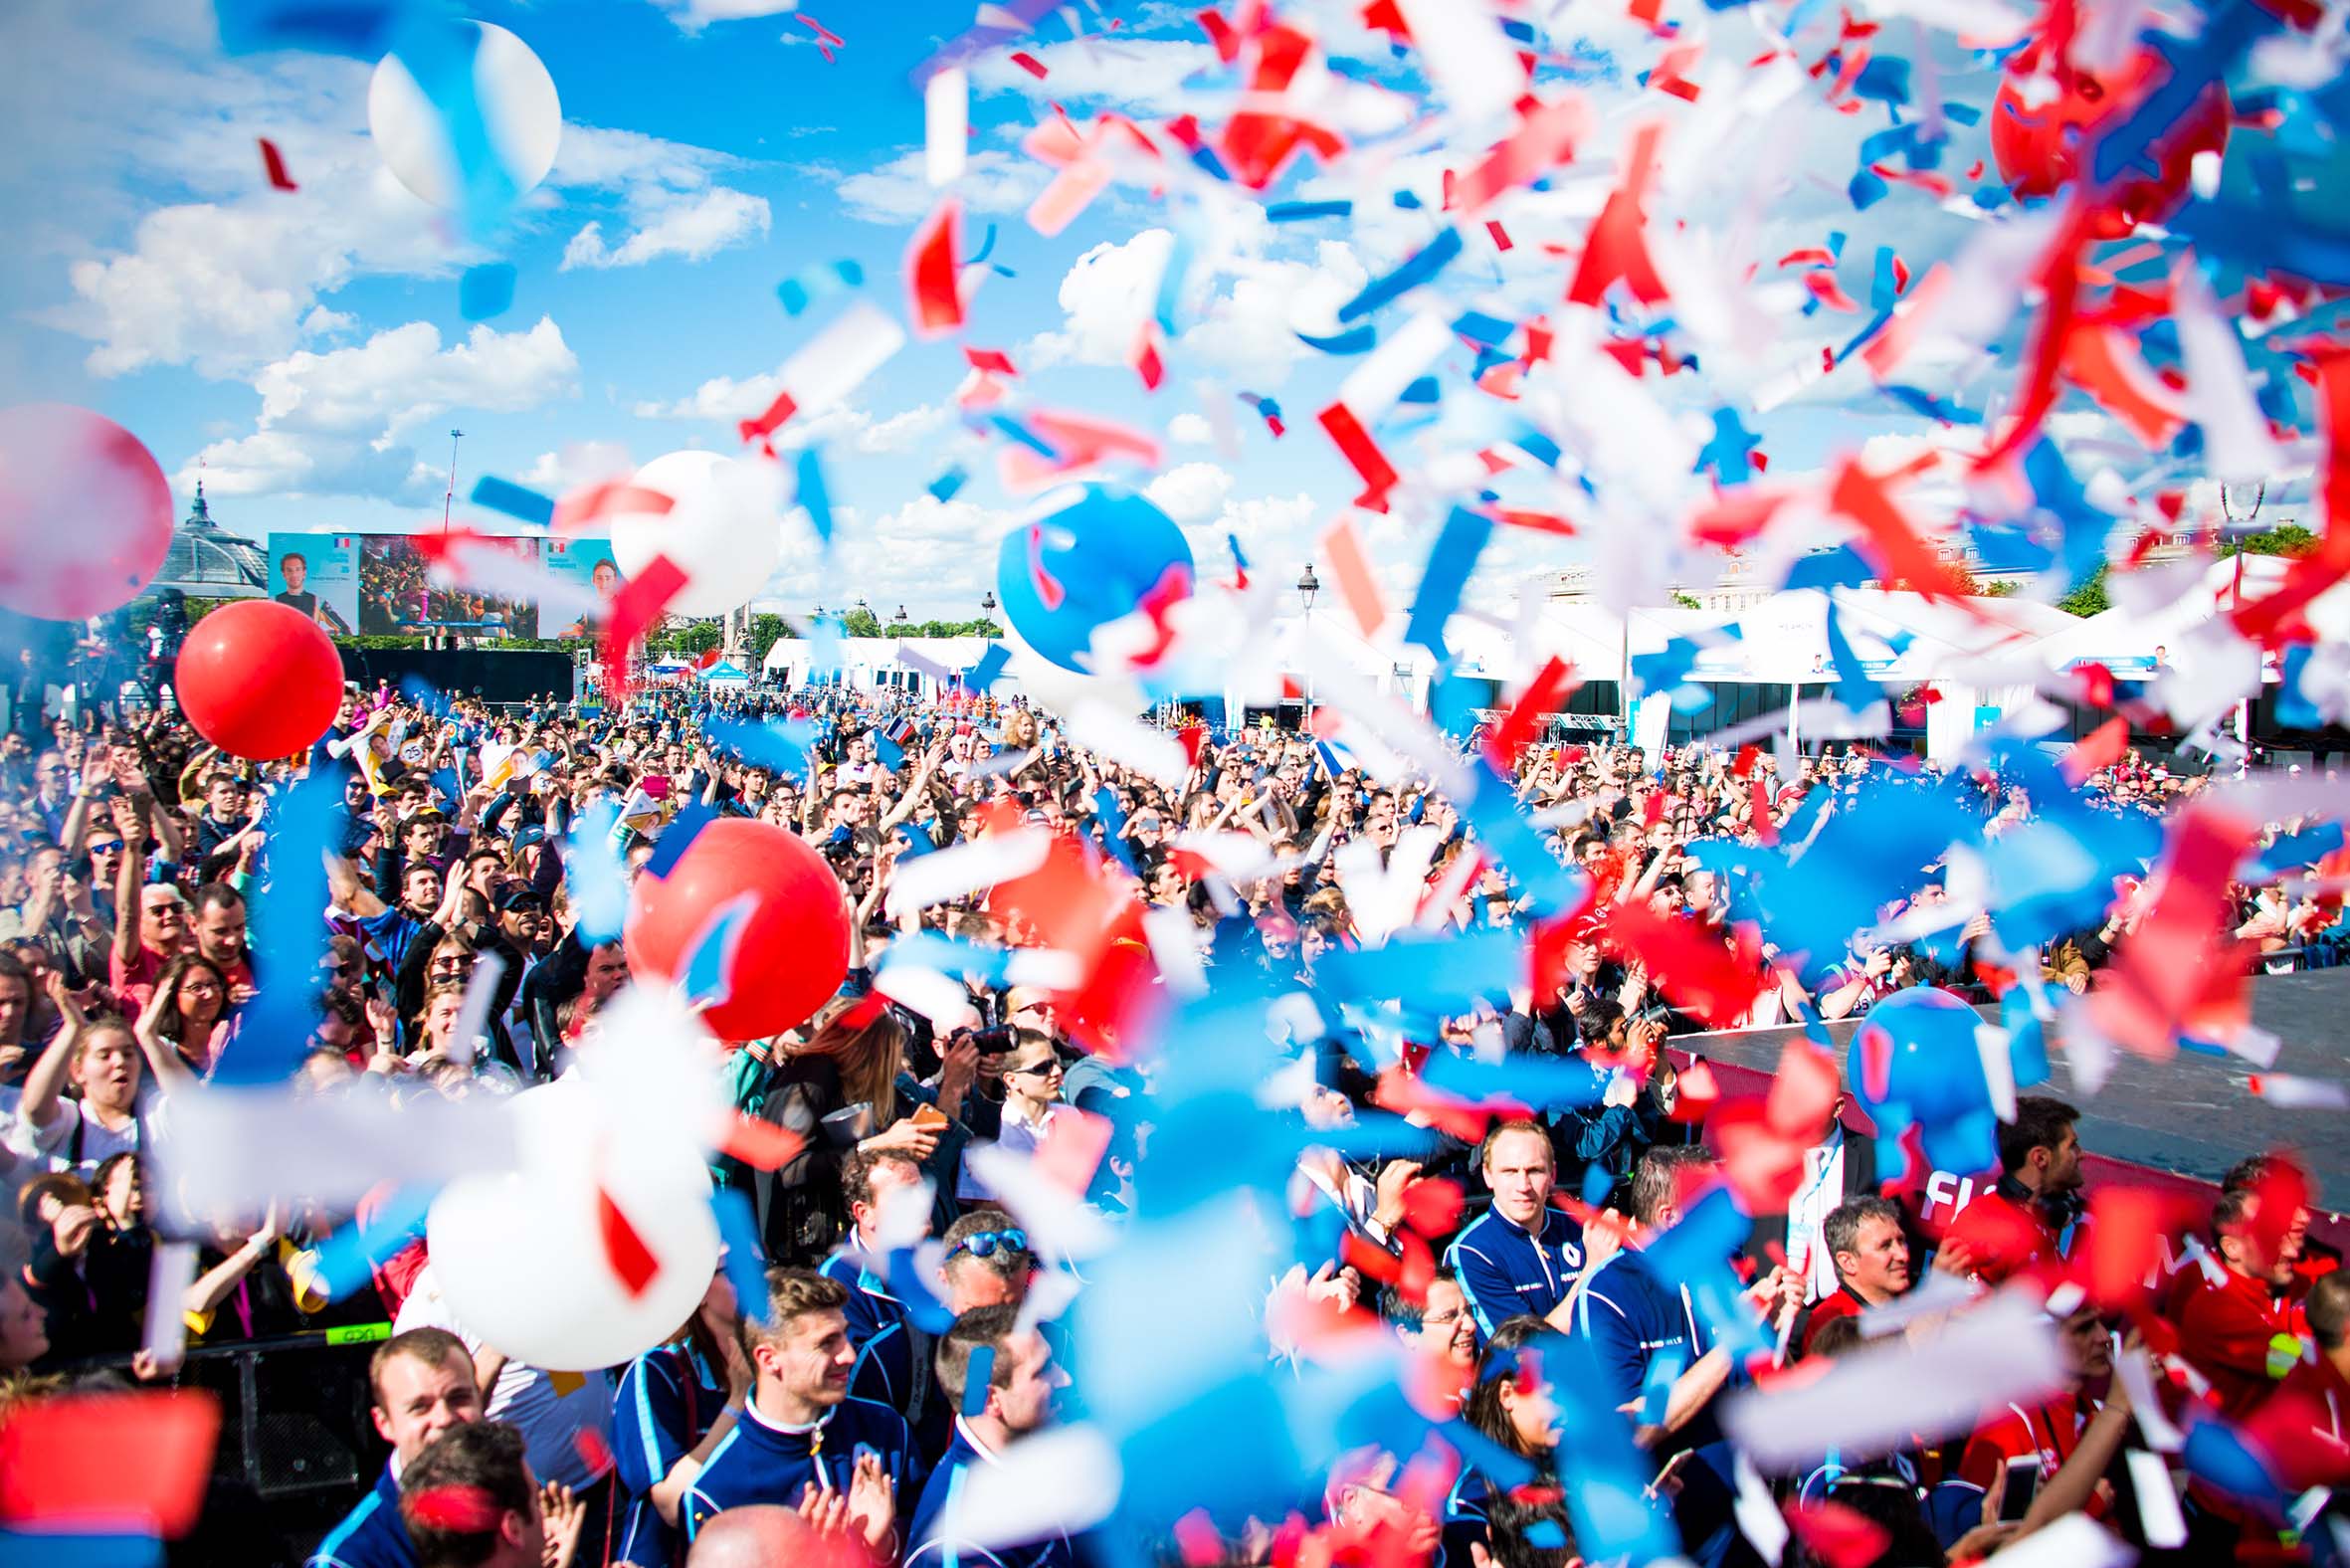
[
  {"x1": 1443, "y1": 1120, "x2": 1584, "y2": 1336},
  {"x1": 1944, "y1": 1095, "x2": 2083, "y2": 1285},
  {"x1": 1799, "y1": 1197, "x2": 1912, "y2": 1354},
  {"x1": 939, "y1": 1213, "x2": 1034, "y2": 1316},
  {"x1": 192, "y1": 882, "x2": 254, "y2": 991},
  {"x1": 682, "y1": 1269, "x2": 920, "y2": 1548},
  {"x1": 1569, "y1": 1147, "x2": 1797, "y2": 1568},
  {"x1": 398, "y1": 1421, "x2": 545, "y2": 1568},
  {"x1": 819, "y1": 1149, "x2": 929, "y2": 1418},
  {"x1": 310, "y1": 1327, "x2": 484, "y2": 1568},
  {"x1": 904, "y1": 1306, "x2": 1074, "y2": 1568},
  {"x1": 2175, "y1": 1178, "x2": 2313, "y2": 1422}
]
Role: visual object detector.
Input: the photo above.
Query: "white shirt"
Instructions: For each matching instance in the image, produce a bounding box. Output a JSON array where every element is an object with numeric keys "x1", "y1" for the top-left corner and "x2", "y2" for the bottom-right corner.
[{"x1": 1785, "y1": 1128, "x2": 1847, "y2": 1303}]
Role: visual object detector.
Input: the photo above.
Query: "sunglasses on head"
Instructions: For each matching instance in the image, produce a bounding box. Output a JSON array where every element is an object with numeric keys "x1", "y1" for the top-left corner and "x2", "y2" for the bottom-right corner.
[{"x1": 945, "y1": 1227, "x2": 1029, "y2": 1263}]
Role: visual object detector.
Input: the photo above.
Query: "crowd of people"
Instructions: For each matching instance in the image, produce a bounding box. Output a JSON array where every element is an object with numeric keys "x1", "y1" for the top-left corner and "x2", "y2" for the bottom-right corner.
[{"x1": 0, "y1": 625, "x2": 2342, "y2": 1568}]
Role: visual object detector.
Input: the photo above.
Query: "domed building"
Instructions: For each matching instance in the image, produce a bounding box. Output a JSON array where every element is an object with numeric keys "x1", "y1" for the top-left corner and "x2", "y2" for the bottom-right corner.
[{"x1": 152, "y1": 481, "x2": 268, "y2": 600}]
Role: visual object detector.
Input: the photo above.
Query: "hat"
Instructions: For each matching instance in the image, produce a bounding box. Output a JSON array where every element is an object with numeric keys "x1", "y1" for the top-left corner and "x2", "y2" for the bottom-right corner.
[
  {"x1": 510, "y1": 824, "x2": 547, "y2": 851},
  {"x1": 494, "y1": 886, "x2": 546, "y2": 912}
]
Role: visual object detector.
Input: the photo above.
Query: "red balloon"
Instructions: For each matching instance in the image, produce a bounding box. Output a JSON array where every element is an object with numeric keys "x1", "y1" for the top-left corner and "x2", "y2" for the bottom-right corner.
[
  {"x1": 0, "y1": 404, "x2": 175, "y2": 620},
  {"x1": 1991, "y1": 43, "x2": 2228, "y2": 237},
  {"x1": 625, "y1": 818, "x2": 850, "y2": 1041},
  {"x1": 172, "y1": 599, "x2": 345, "y2": 760}
]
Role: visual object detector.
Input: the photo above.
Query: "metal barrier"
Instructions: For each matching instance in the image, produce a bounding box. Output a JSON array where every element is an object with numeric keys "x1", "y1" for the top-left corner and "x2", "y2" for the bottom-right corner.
[{"x1": 55, "y1": 1324, "x2": 391, "y2": 1567}]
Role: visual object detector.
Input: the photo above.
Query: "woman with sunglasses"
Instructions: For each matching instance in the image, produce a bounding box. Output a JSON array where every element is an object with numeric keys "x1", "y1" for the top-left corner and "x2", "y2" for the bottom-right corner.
[{"x1": 957, "y1": 1030, "x2": 1067, "y2": 1204}]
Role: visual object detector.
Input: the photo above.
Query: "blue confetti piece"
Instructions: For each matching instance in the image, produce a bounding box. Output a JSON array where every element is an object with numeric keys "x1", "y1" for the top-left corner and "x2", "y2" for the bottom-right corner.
[
  {"x1": 309, "y1": 1183, "x2": 436, "y2": 1300},
  {"x1": 1524, "y1": 1521, "x2": 1567, "y2": 1550},
  {"x1": 1295, "y1": 323, "x2": 1378, "y2": 355},
  {"x1": 991, "y1": 413, "x2": 1063, "y2": 459},
  {"x1": 963, "y1": 643, "x2": 1010, "y2": 690},
  {"x1": 1316, "y1": 926, "x2": 1521, "y2": 1019},
  {"x1": 704, "y1": 715, "x2": 818, "y2": 781},
  {"x1": 711, "y1": 1188, "x2": 773, "y2": 1326},
  {"x1": 565, "y1": 798, "x2": 628, "y2": 943},
  {"x1": 0, "y1": 1530, "x2": 163, "y2": 1568},
  {"x1": 1823, "y1": 601, "x2": 1882, "y2": 713},
  {"x1": 962, "y1": 224, "x2": 997, "y2": 267},
  {"x1": 389, "y1": 17, "x2": 518, "y2": 242},
  {"x1": 1849, "y1": 166, "x2": 1889, "y2": 209},
  {"x1": 1404, "y1": 506, "x2": 1491, "y2": 662},
  {"x1": 795, "y1": 447, "x2": 834, "y2": 545},
  {"x1": 215, "y1": 0, "x2": 406, "y2": 57},
  {"x1": 470, "y1": 475, "x2": 553, "y2": 527},
  {"x1": 2001, "y1": 985, "x2": 2050, "y2": 1088},
  {"x1": 1398, "y1": 375, "x2": 1441, "y2": 405},
  {"x1": 1337, "y1": 225, "x2": 1465, "y2": 322},
  {"x1": 459, "y1": 262, "x2": 515, "y2": 321},
  {"x1": 873, "y1": 728, "x2": 904, "y2": 770},
  {"x1": 927, "y1": 465, "x2": 968, "y2": 501},
  {"x1": 961, "y1": 1344, "x2": 997, "y2": 1417},
  {"x1": 2090, "y1": 6, "x2": 2271, "y2": 189},
  {"x1": 1853, "y1": 57, "x2": 1910, "y2": 104},
  {"x1": 216, "y1": 775, "x2": 337, "y2": 1085},
  {"x1": 1883, "y1": 385, "x2": 1982, "y2": 424},
  {"x1": 681, "y1": 891, "x2": 757, "y2": 1010},
  {"x1": 1581, "y1": 1162, "x2": 1615, "y2": 1208},
  {"x1": 643, "y1": 802, "x2": 715, "y2": 880},
  {"x1": 1266, "y1": 199, "x2": 1352, "y2": 222},
  {"x1": 777, "y1": 257, "x2": 865, "y2": 315},
  {"x1": 1452, "y1": 309, "x2": 1514, "y2": 344},
  {"x1": 1695, "y1": 408, "x2": 1761, "y2": 487},
  {"x1": 1421, "y1": 1049, "x2": 1609, "y2": 1111},
  {"x1": 1393, "y1": 189, "x2": 1424, "y2": 209},
  {"x1": 1155, "y1": 228, "x2": 1194, "y2": 335}
]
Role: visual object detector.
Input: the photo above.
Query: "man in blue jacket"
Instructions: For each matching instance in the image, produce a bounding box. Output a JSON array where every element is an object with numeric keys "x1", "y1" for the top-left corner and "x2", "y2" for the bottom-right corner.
[
  {"x1": 309, "y1": 1328, "x2": 484, "y2": 1568},
  {"x1": 904, "y1": 1305, "x2": 1077, "y2": 1568},
  {"x1": 1443, "y1": 1119, "x2": 1585, "y2": 1335},
  {"x1": 683, "y1": 1269, "x2": 921, "y2": 1550}
]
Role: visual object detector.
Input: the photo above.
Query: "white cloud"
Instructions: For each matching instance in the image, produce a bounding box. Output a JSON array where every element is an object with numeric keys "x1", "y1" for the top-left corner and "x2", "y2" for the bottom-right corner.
[
  {"x1": 177, "y1": 317, "x2": 578, "y2": 500},
  {"x1": 1146, "y1": 462, "x2": 1236, "y2": 525},
  {"x1": 522, "y1": 442, "x2": 636, "y2": 490},
  {"x1": 968, "y1": 37, "x2": 1218, "y2": 114},
  {"x1": 1028, "y1": 229, "x2": 1174, "y2": 370},
  {"x1": 631, "y1": 383, "x2": 948, "y2": 456},
  {"x1": 562, "y1": 186, "x2": 771, "y2": 269},
  {"x1": 752, "y1": 494, "x2": 1014, "y2": 618},
  {"x1": 835, "y1": 148, "x2": 1046, "y2": 225},
  {"x1": 1168, "y1": 412, "x2": 1214, "y2": 445}
]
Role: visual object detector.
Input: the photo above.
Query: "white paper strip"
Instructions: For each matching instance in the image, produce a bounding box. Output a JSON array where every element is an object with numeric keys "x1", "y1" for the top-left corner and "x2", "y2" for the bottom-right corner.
[
  {"x1": 779, "y1": 301, "x2": 907, "y2": 420},
  {"x1": 2128, "y1": 1450, "x2": 2187, "y2": 1547},
  {"x1": 885, "y1": 829, "x2": 1052, "y2": 917},
  {"x1": 872, "y1": 964, "x2": 982, "y2": 1033},
  {"x1": 1723, "y1": 1289, "x2": 2067, "y2": 1466},
  {"x1": 160, "y1": 1086, "x2": 517, "y2": 1223},
  {"x1": 1337, "y1": 310, "x2": 1454, "y2": 425},
  {"x1": 2250, "y1": 1072, "x2": 2350, "y2": 1110},
  {"x1": 1392, "y1": 0, "x2": 1521, "y2": 121},
  {"x1": 944, "y1": 1422, "x2": 1123, "y2": 1550},
  {"x1": 2115, "y1": 1347, "x2": 2185, "y2": 1452},
  {"x1": 963, "y1": 1142, "x2": 1115, "y2": 1261},
  {"x1": 142, "y1": 1241, "x2": 200, "y2": 1371},
  {"x1": 925, "y1": 67, "x2": 969, "y2": 186},
  {"x1": 1065, "y1": 702, "x2": 1189, "y2": 786},
  {"x1": 446, "y1": 950, "x2": 506, "y2": 1069},
  {"x1": 1977, "y1": 1513, "x2": 2134, "y2": 1568}
]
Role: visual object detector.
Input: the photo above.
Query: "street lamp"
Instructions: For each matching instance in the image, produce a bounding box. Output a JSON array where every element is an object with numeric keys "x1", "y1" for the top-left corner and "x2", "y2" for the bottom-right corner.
[
  {"x1": 1297, "y1": 564, "x2": 1320, "y2": 612},
  {"x1": 893, "y1": 605, "x2": 908, "y2": 624}
]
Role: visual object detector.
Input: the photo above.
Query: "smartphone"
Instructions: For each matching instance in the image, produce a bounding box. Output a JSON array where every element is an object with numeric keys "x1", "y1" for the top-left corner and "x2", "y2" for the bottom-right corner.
[
  {"x1": 909, "y1": 1102, "x2": 950, "y2": 1132},
  {"x1": 1999, "y1": 1458, "x2": 2041, "y2": 1522}
]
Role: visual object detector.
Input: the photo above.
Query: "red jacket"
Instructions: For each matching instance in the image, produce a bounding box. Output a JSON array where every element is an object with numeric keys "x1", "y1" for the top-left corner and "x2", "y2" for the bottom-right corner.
[
  {"x1": 2172, "y1": 1265, "x2": 2303, "y2": 1422},
  {"x1": 1946, "y1": 1183, "x2": 2059, "y2": 1286}
]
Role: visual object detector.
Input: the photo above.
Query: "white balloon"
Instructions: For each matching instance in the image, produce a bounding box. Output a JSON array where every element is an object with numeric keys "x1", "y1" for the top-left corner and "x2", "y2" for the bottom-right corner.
[
  {"x1": 368, "y1": 21, "x2": 562, "y2": 211},
  {"x1": 427, "y1": 1079, "x2": 719, "y2": 1372},
  {"x1": 608, "y1": 450, "x2": 788, "y2": 618}
]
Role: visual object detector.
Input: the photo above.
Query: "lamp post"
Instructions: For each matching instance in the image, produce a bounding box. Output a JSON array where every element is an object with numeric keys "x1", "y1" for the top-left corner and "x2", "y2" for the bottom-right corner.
[
  {"x1": 1296, "y1": 565, "x2": 1320, "y2": 723},
  {"x1": 980, "y1": 588, "x2": 997, "y2": 633},
  {"x1": 893, "y1": 604, "x2": 908, "y2": 624}
]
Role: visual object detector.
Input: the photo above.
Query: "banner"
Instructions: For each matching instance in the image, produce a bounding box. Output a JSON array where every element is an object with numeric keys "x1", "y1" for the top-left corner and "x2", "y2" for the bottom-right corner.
[
  {"x1": 540, "y1": 537, "x2": 626, "y2": 640},
  {"x1": 266, "y1": 534, "x2": 359, "y2": 636},
  {"x1": 358, "y1": 534, "x2": 540, "y2": 639}
]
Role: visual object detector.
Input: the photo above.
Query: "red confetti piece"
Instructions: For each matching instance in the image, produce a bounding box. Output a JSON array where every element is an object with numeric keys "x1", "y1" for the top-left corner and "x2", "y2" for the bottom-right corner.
[
  {"x1": 792, "y1": 12, "x2": 843, "y2": 47},
  {"x1": 1319, "y1": 510, "x2": 1390, "y2": 639},
  {"x1": 1025, "y1": 523, "x2": 1069, "y2": 610},
  {"x1": 2059, "y1": 323, "x2": 2187, "y2": 446},
  {"x1": 552, "y1": 479, "x2": 673, "y2": 533},
  {"x1": 2059, "y1": 714, "x2": 2130, "y2": 783},
  {"x1": 1485, "y1": 219, "x2": 1512, "y2": 251},
  {"x1": 1197, "y1": 9, "x2": 1243, "y2": 62},
  {"x1": 574, "y1": 1426, "x2": 613, "y2": 1477},
  {"x1": 1804, "y1": 270, "x2": 1862, "y2": 311},
  {"x1": 0, "y1": 1391, "x2": 221, "y2": 1535},
  {"x1": 1036, "y1": 1106, "x2": 1114, "y2": 1194},
  {"x1": 1567, "y1": 120, "x2": 1669, "y2": 306},
  {"x1": 1175, "y1": 1509, "x2": 1227, "y2": 1567},
  {"x1": 1489, "y1": 507, "x2": 1575, "y2": 535},
  {"x1": 964, "y1": 345, "x2": 1019, "y2": 375},
  {"x1": 1316, "y1": 401, "x2": 1401, "y2": 511},
  {"x1": 2086, "y1": 806, "x2": 2262, "y2": 1057},
  {"x1": 738, "y1": 388, "x2": 799, "y2": 447},
  {"x1": 599, "y1": 552, "x2": 688, "y2": 699},
  {"x1": 1132, "y1": 321, "x2": 1165, "y2": 390},
  {"x1": 1010, "y1": 49, "x2": 1048, "y2": 78},
  {"x1": 906, "y1": 196, "x2": 965, "y2": 338},
  {"x1": 2232, "y1": 351, "x2": 2350, "y2": 643},
  {"x1": 1483, "y1": 657, "x2": 1578, "y2": 771},
  {"x1": 1453, "y1": 95, "x2": 1590, "y2": 213},
  {"x1": 259, "y1": 137, "x2": 297, "y2": 192},
  {"x1": 597, "y1": 1184, "x2": 661, "y2": 1298},
  {"x1": 1600, "y1": 902, "x2": 1766, "y2": 1028},
  {"x1": 717, "y1": 1111, "x2": 806, "y2": 1172},
  {"x1": 407, "y1": 1484, "x2": 505, "y2": 1532},
  {"x1": 1783, "y1": 1499, "x2": 1891, "y2": 1568},
  {"x1": 1830, "y1": 458, "x2": 1974, "y2": 599}
]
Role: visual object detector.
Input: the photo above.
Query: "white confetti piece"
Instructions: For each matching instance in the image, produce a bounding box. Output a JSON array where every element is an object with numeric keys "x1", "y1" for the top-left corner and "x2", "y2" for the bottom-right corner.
[
  {"x1": 884, "y1": 828, "x2": 1052, "y2": 918},
  {"x1": 2249, "y1": 1073, "x2": 2349, "y2": 1110},
  {"x1": 925, "y1": 66, "x2": 968, "y2": 186},
  {"x1": 142, "y1": 1241, "x2": 200, "y2": 1371},
  {"x1": 963, "y1": 1141, "x2": 1115, "y2": 1262},
  {"x1": 1978, "y1": 1513, "x2": 2134, "y2": 1567},
  {"x1": 945, "y1": 1422, "x2": 1122, "y2": 1549}
]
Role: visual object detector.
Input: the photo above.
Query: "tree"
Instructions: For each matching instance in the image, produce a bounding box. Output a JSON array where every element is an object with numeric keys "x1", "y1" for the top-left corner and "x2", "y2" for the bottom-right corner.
[
  {"x1": 2057, "y1": 565, "x2": 2110, "y2": 618},
  {"x1": 2215, "y1": 522, "x2": 2316, "y2": 560},
  {"x1": 748, "y1": 613, "x2": 789, "y2": 665},
  {"x1": 1976, "y1": 580, "x2": 2022, "y2": 598},
  {"x1": 839, "y1": 607, "x2": 884, "y2": 639}
]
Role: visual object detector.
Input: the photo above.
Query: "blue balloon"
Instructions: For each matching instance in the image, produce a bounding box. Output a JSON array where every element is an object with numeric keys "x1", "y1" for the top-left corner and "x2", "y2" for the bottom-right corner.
[
  {"x1": 995, "y1": 484, "x2": 1194, "y2": 673},
  {"x1": 1849, "y1": 987, "x2": 1997, "y2": 1179}
]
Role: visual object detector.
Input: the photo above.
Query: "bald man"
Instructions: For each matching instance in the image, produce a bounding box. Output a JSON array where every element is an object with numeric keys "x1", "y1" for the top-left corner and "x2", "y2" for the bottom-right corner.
[{"x1": 685, "y1": 1504, "x2": 818, "y2": 1568}]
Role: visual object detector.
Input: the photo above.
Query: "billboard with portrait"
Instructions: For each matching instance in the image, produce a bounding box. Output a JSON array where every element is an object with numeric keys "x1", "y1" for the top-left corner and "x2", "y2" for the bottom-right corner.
[
  {"x1": 540, "y1": 536, "x2": 627, "y2": 639},
  {"x1": 266, "y1": 533, "x2": 360, "y2": 635},
  {"x1": 358, "y1": 533, "x2": 541, "y2": 638}
]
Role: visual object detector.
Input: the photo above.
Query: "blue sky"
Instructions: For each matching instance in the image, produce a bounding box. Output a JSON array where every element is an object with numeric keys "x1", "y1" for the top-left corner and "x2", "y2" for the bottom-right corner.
[{"x1": 1, "y1": 0, "x2": 2290, "y2": 630}]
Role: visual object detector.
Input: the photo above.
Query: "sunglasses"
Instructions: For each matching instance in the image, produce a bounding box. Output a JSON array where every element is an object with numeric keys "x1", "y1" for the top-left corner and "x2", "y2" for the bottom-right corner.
[
  {"x1": 430, "y1": 955, "x2": 476, "y2": 971},
  {"x1": 1009, "y1": 1058, "x2": 1063, "y2": 1078},
  {"x1": 945, "y1": 1227, "x2": 1029, "y2": 1263},
  {"x1": 88, "y1": 842, "x2": 123, "y2": 855}
]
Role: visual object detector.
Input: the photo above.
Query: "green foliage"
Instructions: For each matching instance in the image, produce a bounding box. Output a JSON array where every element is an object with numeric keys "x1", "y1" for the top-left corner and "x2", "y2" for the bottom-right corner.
[
  {"x1": 2057, "y1": 566, "x2": 2110, "y2": 618},
  {"x1": 839, "y1": 607, "x2": 884, "y2": 639},
  {"x1": 1976, "y1": 580, "x2": 2022, "y2": 598},
  {"x1": 1669, "y1": 592, "x2": 1702, "y2": 610},
  {"x1": 2215, "y1": 522, "x2": 2316, "y2": 559}
]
